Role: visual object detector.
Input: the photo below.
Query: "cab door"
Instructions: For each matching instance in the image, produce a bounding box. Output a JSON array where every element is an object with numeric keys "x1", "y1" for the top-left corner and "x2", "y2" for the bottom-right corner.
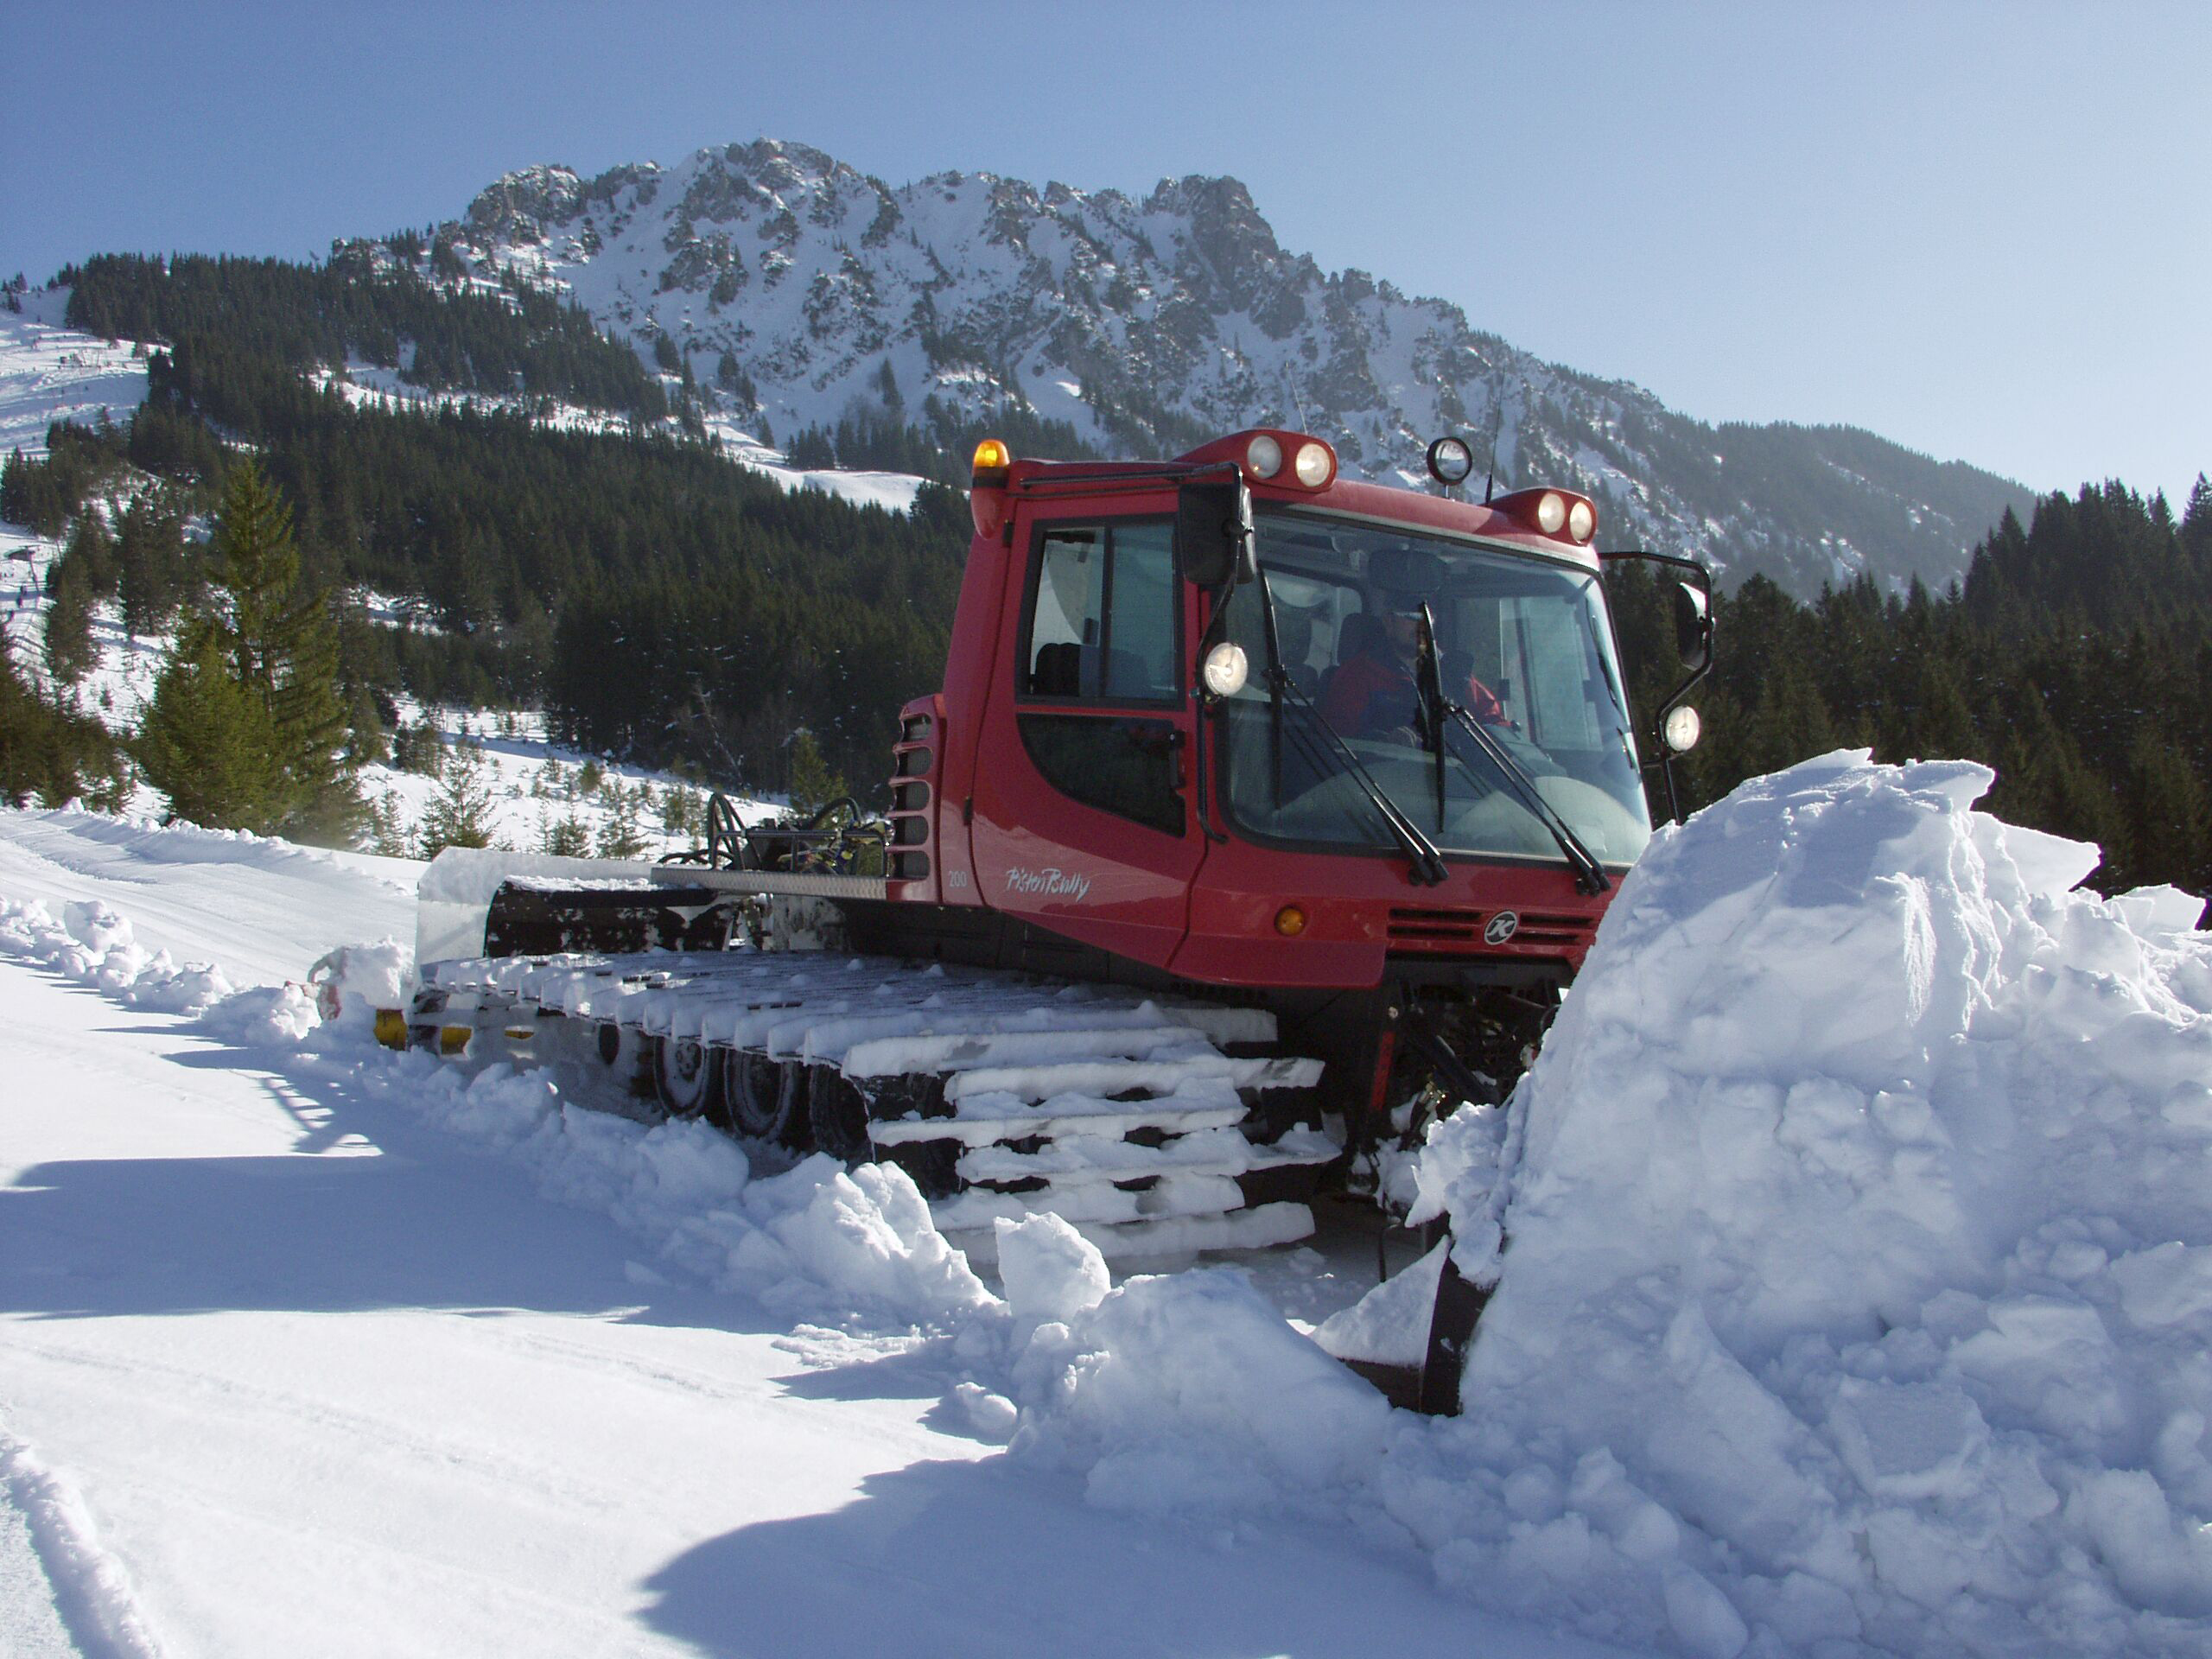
[{"x1": 969, "y1": 514, "x2": 1204, "y2": 970}]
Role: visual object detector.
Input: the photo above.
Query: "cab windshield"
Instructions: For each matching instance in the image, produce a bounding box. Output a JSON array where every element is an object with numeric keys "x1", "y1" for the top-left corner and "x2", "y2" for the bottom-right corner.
[{"x1": 1215, "y1": 511, "x2": 1653, "y2": 866}]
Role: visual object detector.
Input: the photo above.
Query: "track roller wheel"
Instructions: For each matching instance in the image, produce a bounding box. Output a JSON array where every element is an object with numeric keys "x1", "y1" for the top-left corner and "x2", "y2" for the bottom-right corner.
[
  {"x1": 653, "y1": 1035, "x2": 726, "y2": 1122},
  {"x1": 808, "y1": 1067, "x2": 874, "y2": 1164},
  {"x1": 726, "y1": 1051, "x2": 807, "y2": 1147}
]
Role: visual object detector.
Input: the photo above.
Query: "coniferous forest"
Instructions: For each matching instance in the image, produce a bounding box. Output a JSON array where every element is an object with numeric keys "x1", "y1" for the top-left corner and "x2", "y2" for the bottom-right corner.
[{"x1": 0, "y1": 250, "x2": 2205, "y2": 901}]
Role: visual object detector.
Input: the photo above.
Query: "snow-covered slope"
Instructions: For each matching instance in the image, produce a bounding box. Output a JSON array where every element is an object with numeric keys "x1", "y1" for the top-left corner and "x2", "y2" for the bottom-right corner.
[
  {"x1": 419, "y1": 142, "x2": 2034, "y2": 594},
  {"x1": 0, "y1": 288, "x2": 148, "y2": 461}
]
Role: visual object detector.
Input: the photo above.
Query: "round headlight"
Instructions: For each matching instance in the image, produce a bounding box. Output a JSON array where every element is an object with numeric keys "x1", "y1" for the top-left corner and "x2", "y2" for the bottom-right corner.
[
  {"x1": 1536, "y1": 492, "x2": 1567, "y2": 534},
  {"x1": 1245, "y1": 435, "x2": 1283, "y2": 480},
  {"x1": 1426, "y1": 435, "x2": 1474, "y2": 486},
  {"x1": 1201, "y1": 641, "x2": 1249, "y2": 698},
  {"x1": 1567, "y1": 499, "x2": 1595, "y2": 543},
  {"x1": 1294, "y1": 442, "x2": 1334, "y2": 488},
  {"x1": 1662, "y1": 704, "x2": 1702, "y2": 753}
]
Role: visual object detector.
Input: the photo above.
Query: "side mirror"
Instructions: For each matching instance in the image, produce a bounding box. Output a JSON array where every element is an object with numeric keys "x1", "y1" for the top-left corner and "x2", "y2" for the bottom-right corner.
[
  {"x1": 1673, "y1": 581, "x2": 1711, "y2": 671},
  {"x1": 1178, "y1": 477, "x2": 1256, "y2": 588}
]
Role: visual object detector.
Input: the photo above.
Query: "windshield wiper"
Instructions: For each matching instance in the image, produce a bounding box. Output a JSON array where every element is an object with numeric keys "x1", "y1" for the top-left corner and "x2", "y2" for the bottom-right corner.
[
  {"x1": 1271, "y1": 669, "x2": 1451, "y2": 885},
  {"x1": 1252, "y1": 574, "x2": 1447, "y2": 886},
  {"x1": 1413, "y1": 601, "x2": 1611, "y2": 897},
  {"x1": 1446, "y1": 715, "x2": 1611, "y2": 895}
]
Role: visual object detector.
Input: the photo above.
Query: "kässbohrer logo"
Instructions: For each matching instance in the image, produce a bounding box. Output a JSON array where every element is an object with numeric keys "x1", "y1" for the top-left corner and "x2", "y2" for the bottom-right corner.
[{"x1": 1484, "y1": 911, "x2": 1520, "y2": 945}]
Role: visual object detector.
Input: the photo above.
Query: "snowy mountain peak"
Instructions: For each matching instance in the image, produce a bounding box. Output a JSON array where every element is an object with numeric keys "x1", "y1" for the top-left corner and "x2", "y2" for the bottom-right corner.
[{"x1": 404, "y1": 138, "x2": 2030, "y2": 594}]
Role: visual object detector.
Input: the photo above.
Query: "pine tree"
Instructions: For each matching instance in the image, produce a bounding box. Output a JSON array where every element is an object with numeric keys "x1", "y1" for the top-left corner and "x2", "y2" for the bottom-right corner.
[
  {"x1": 136, "y1": 623, "x2": 284, "y2": 830},
  {"x1": 417, "y1": 740, "x2": 497, "y2": 855},
  {"x1": 345, "y1": 683, "x2": 390, "y2": 766},
  {"x1": 363, "y1": 791, "x2": 412, "y2": 858},
  {"x1": 392, "y1": 719, "x2": 444, "y2": 776},
  {"x1": 540, "y1": 812, "x2": 591, "y2": 856},
  {"x1": 2121, "y1": 730, "x2": 2212, "y2": 892},
  {"x1": 786, "y1": 728, "x2": 843, "y2": 813},
  {"x1": 1, "y1": 635, "x2": 124, "y2": 808},
  {"x1": 595, "y1": 781, "x2": 649, "y2": 857},
  {"x1": 41, "y1": 563, "x2": 98, "y2": 686},
  {"x1": 116, "y1": 498, "x2": 189, "y2": 638},
  {"x1": 659, "y1": 782, "x2": 700, "y2": 837},
  {"x1": 204, "y1": 461, "x2": 361, "y2": 841},
  {"x1": 61, "y1": 510, "x2": 118, "y2": 596}
]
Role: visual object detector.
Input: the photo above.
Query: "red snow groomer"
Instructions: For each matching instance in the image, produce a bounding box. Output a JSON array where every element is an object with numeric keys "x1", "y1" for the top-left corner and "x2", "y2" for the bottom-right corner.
[{"x1": 406, "y1": 428, "x2": 1713, "y2": 1408}]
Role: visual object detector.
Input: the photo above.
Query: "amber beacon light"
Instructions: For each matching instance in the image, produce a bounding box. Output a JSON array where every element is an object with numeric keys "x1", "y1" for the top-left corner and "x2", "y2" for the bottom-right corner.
[{"x1": 971, "y1": 437, "x2": 1012, "y2": 486}]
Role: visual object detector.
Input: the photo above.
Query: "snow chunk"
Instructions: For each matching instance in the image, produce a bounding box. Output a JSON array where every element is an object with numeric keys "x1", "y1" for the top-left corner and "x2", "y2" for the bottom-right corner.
[
  {"x1": 1014, "y1": 1268, "x2": 1394, "y2": 1516},
  {"x1": 201, "y1": 982, "x2": 320, "y2": 1046},
  {"x1": 994, "y1": 1211, "x2": 1110, "y2": 1325}
]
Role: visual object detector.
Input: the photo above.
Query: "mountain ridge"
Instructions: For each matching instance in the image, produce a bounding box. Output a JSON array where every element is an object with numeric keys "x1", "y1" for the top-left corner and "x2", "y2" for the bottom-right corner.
[{"x1": 369, "y1": 137, "x2": 2034, "y2": 595}]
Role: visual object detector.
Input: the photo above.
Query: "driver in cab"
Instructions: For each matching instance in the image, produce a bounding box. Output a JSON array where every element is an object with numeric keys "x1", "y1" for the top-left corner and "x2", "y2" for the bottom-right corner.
[{"x1": 1319, "y1": 608, "x2": 1507, "y2": 739}]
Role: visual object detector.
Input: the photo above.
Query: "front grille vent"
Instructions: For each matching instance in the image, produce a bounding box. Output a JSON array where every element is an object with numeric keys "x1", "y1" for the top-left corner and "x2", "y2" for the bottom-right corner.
[{"x1": 1387, "y1": 906, "x2": 1596, "y2": 949}]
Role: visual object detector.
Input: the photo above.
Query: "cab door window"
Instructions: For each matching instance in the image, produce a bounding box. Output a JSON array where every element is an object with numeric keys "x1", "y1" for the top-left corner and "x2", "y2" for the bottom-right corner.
[
  {"x1": 1025, "y1": 524, "x2": 1179, "y2": 702},
  {"x1": 1019, "y1": 521, "x2": 1185, "y2": 834}
]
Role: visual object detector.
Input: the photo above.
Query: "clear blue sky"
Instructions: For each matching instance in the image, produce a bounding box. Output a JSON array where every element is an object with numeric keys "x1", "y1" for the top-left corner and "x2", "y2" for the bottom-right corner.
[{"x1": 5, "y1": 1, "x2": 2205, "y2": 502}]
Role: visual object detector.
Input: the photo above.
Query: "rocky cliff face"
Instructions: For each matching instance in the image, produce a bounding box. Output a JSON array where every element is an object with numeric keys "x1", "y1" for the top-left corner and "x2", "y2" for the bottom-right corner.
[{"x1": 410, "y1": 139, "x2": 2031, "y2": 594}]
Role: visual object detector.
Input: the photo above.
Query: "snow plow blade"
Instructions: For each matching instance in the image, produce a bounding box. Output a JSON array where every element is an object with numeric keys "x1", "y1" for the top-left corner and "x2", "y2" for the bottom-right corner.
[
  {"x1": 415, "y1": 848, "x2": 730, "y2": 966},
  {"x1": 1319, "y1": 1229, "x2": 1494, "y2": 1416}
]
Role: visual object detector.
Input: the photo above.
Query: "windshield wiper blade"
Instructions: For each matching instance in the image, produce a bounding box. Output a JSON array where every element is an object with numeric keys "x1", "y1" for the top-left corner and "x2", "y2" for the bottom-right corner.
[
  {"x1": 1255, "y1": 568, "x2": 1287, "y2": 807},
  {"x1": 1441, "y1": 710, "x2": 1611, "y2": 896},
  {"x1": 1409, "y1": 599, "x2": 1605, "y2": 893},
  {"x1": 1270, "y1": 666, "x2": 1450, "y2": 886},
  {"x1": 1413, "y1": 603, "x2": 1451, "y2": 823}
]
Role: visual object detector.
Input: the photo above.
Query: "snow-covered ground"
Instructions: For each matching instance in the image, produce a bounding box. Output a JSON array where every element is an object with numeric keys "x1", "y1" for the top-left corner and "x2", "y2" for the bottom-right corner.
[{"x1": 5, "y1": 752, "x2": 2210, "y2": 1657}]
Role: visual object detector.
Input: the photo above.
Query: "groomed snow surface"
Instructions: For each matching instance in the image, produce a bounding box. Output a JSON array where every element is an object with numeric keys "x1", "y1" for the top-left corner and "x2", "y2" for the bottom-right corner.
[{"x1": 5, "y1": 752, "x2": 2211, "y2": 1656}]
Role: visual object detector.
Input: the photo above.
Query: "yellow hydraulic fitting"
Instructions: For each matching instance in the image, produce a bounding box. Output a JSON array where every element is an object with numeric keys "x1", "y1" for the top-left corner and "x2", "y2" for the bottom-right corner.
[
  {"x1": 439, "y1": 1025, "x2": 472, "y2": 1057},
  {"x1": 373, "y1": 1008, "x2": 408, "y2": 1050}
]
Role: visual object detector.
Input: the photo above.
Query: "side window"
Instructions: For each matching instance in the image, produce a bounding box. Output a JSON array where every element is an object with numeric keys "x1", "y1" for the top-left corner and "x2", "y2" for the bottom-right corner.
[
  {"x1": 1102, "y1": 524, "x2": 1175, "y2": 699},
  {"x1": 1023, "y1": 523, "x2": 1178, "y2": 702},
  {"x1": 1017, "y1": 519, "x2": 1186, "y2": 836}
]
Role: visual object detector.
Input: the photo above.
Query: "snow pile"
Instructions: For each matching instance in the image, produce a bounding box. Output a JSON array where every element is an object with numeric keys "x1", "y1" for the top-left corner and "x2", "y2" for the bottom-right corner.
[
  {"x1": 349, "y1": 1053, "x2": 994, "y2": 1327},
  {"x1": 0, "y1": 895, "x2": 237, "y2": 1015},
  {"x1": 1007, "y1": 1259, "x2": 1396, "y2": 1518},
  {"x1": 307, "y1": 938, "x2": 415, "y2": 1027},
  {"x1": 1400, "y1": 753, "x2": 2212, "y2": 1655}
]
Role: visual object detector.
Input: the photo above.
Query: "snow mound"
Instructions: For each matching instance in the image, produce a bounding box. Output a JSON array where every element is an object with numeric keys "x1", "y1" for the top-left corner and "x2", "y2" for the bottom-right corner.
[
  {"x1": 1, "y1": 894, "x2": 237, "y2": 1015},
  {"x1": 1010, "y1": 1262, "x2": 1396, "y2": 1518},
  {"x1": 1402, "y1": 752, "x2": 2212, "y2": 1654},
  {"x1": 351, "y1": 1057, "x2": 994, "y2": 1327}
]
